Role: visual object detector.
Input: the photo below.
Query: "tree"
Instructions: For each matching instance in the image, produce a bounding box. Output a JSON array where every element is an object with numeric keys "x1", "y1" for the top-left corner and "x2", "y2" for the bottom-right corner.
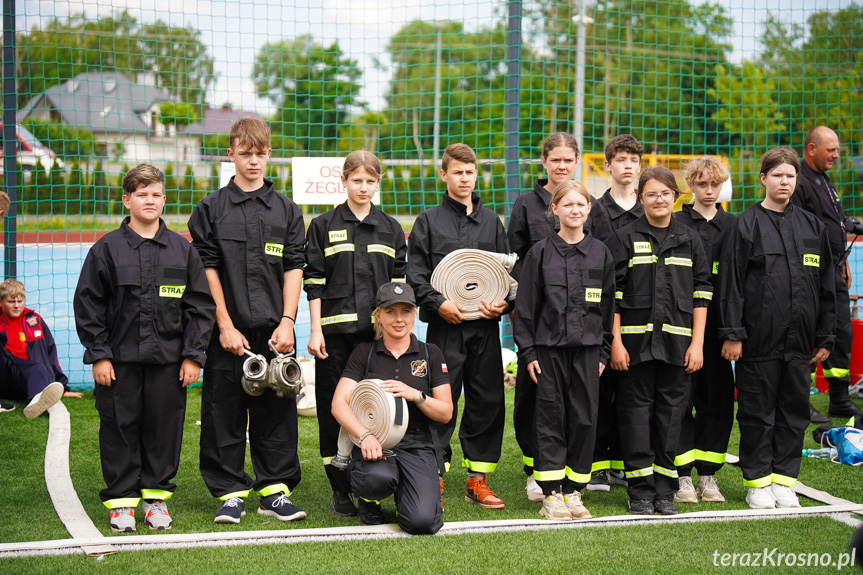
[
  {"x1": 20, "y1": 118, "x2": 96, "y2": 162},
  {"x1": 158, "y1": 103, "x2": 200, "y2": 128},
  {"x1": 12, "y1": 11, "x2": 214, "y2": 109},
  {"x1": 252, "y1": 35, "x2": 363, "y2": 154},
  {"x1": 709, "y1": 62, "x2": 786, "y2": 154},
  {"x1": 164, "y1": 163, "x2": 179, "y2": 216},
  {"x1": 180, "y1": 164, "x2": 196, "y2": 210},
  {"x1": 66, "y1": 161, "x2": 86, "y2": 215}
]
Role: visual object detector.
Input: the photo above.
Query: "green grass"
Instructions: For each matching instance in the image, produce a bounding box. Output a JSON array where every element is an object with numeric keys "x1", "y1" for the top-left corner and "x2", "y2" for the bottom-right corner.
[{"x1": 1, "y1": 388, "x2": 860, "y2": 573}]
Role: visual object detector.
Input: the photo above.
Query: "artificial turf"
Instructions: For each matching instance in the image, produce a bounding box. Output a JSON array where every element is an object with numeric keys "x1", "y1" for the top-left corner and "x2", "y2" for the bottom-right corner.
[{"x1": 0, "y1": 387, "x2": 860, "y2": 574}]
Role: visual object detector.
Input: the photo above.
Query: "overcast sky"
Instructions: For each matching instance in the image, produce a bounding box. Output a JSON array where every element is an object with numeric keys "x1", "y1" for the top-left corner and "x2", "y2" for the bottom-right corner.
[{"x1": 19, "y1": 0, "x2": 859, "y2": 116}]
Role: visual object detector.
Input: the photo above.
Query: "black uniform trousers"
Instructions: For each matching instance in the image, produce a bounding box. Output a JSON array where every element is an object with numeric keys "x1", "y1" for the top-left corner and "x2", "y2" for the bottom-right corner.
[
  {"x1": 676, "y1": 333, "x2": 734, "y2": 476},
  {"x1": 199, "y1": 326, "x2": 301, "y2": 499},
  {"x1": 513, "y1": 357, "x2": 536, "y2": 475},
  {"x1": 736, "y1": 359, "x2": 810, "y2": 486},
  {"x1": 427, "y1": 322, "x2": 504, "y2": 473},
  {"x1": 348, "y1": 429, "x2": 443, "y2": 535},
  {"x1": 316, "y1": 333, "x2": 372, "y2": 494},
  {"x1": 822, "y1": 274, "x2": 853, "y2": 388},
  {"x1": 0, "y1": 354, "x2": 53, "y2": 402},
  {"x1": 616, "y1": 360, "x2": 689, "y2": 501},
  {"x1": 95, "y1": 362, "x2": 186, "y2": 508},
  {"x1": 534, "y1": 346, "x2": 600, "y2": 496},
  {"x1": 592, "y1": 369, "x2": 623, "y2": 472}
]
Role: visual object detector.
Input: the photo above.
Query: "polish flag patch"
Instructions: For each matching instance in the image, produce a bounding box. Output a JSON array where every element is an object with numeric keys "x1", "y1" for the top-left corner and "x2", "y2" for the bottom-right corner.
[{"x1": 442, "y1": 363, "x2": 448, "y2": 373}]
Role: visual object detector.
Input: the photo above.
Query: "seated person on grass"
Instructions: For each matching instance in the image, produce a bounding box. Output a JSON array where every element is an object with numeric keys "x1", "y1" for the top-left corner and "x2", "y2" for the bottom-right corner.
[{"x1": 0, "y1": 278, "x2": 82, "y2": 418}]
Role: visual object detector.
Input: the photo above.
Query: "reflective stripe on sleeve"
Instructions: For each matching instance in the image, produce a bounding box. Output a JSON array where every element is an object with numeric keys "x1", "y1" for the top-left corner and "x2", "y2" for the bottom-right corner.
[
  {"x1": 367, "y1": 244, "x2": 396, "y2": 258},
  {"x1": 321, "y1": 313, "x2": 359, "y2": 326},
  {"x1": 664, "y1": 257, "x2": 692, "y2": 267}
]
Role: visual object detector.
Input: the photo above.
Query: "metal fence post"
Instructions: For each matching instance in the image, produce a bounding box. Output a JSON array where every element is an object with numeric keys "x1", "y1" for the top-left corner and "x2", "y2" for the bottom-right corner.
[
  {"x1": 505, "y1": 0, "x2": 522, "y2": 215},
  {"x1": 2, "y1": 0, "x2": 16, "y2": 279}
]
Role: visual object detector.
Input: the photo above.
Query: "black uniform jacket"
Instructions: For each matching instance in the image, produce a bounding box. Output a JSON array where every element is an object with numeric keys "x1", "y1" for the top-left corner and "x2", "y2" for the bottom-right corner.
[
  {"x1": 718, "y1": 203, "x2": 836, "y2": 361},
  {"x1": 790, "y1": 161, "x2": 846, "y2": 263},
  {"x1": 675, "y1": 203, "x2": 737, "y2": 329},
  {"x1": 507, "y1": 179, "x2": 558, "y2": 282},
  {"x1": 609, "y1": 215, "x2": 713, "y2": 367},
  {"x1": 407, "y1": 192, "x2": 511, "y2": 326},
  {"x1": 585, "y1": 189, "x2": 645, "y2": 244},
  {"x1": 188, "y1": 178, "x2": 305, "y2": 330},
  {"x1": 304, "y1": 201, "x2": 407, "y2": 337},
  {"x1": 341, "y1": 334, "x2": 449, "y2": 432},
  {"x1": 74, "y1": 218, "x2": 216, "y2": 366},
  {"x1": 513, "y1": 232, "x2": 615, "y2": 366}
]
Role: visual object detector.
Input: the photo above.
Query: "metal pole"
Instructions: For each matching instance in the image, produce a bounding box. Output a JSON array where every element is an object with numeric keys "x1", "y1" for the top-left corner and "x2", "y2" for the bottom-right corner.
[
  {"x1": 432, "y1": 24, "x2": 443, "y2": 170},
  {"x1": 505, "y1": 0, "x2": 522, "y2": 210},
  {"x1": 573, "y1": 1, "x2": 587, "y2": 183},
  {"x1": 3, "y1": 0, "x2": 17, "y2": 279}
]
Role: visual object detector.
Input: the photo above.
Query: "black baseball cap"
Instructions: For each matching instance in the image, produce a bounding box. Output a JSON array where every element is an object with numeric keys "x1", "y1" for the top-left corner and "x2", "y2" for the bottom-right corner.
[{"x1": 375, "y1": 282, "x2": 416, "y2": 308}]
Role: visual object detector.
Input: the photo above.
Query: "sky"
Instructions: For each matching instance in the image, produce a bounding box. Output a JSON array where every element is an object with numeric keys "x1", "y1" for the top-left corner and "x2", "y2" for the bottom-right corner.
[{"x1": 18, "y1": 0, "x2": 859, "y2": 116}]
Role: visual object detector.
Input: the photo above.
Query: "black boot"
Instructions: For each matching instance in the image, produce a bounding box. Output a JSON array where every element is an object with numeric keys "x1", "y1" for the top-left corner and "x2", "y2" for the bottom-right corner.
[
  {"x1": 809, "y1": 403, "x2": 832, "y2": 424},
  {"x1": 828, "y1": 382, "x2": 863, "y2": 418}
]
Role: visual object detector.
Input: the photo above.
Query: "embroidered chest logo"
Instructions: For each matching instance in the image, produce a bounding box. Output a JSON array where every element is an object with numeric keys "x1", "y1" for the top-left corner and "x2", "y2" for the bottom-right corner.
[
  {"x1": 585, "y1": 288, "x2": 602, "y2": 303},
  {"x1": 19, "y1": 332, "x2": 26, "y2": 342},
  {"x1": 265, "y1": 243, "x2": 284, "y2": 257},
  {"x1": 411, "y1": 360, "x2": 428, "y2": 377},
  {"x1": 633, "y1": 241, "x2": 652, "y2": 253},
  {"x1": 803, "y1": 254, "x2": 820, "y2": 267},
  {"x1": 25, "y1": 315, "x2": 39, "y2": 327},
  {"x1": 159, "y1": 285, "x2": 186, "y2": 298},
  {"x1": 329, "y1": 230, "x2": 348, "y2": 243}
]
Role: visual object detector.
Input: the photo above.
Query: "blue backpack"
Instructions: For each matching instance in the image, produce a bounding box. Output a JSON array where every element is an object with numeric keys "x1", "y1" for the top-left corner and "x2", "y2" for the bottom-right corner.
[{"x1": 822, "y1": 427, "x2": 863, "y2": 466}]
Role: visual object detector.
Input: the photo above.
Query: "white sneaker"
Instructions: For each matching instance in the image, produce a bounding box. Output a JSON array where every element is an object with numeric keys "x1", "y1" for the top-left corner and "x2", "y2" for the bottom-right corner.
[
  {"x1": 770, "y1": 483, "x2": 800, "y2": 508},
  {"x1": 23, "y1": 382, "x2": 64, "y2": 418},
  {"x1": 142, "y1": 500, "x2": 173, "y2": 530},
  {"x1": 563, "y1": 491, "x2": 592, "y2": 519},
  {"x1": 697, "y1": 475, "x2": 725, "y2": 502},
  {"x1": 674, "y1": 476, "x2": 698, "y2": 503},
  {"x1": 745, "y1": 486, "x2": 776, "y2": 509},
  {"x1": 539, "y1": 492, "x2": 572, "y2": 521},
  {"x1": 525, "y1": 474, "x2": 544, "y2": 502}
]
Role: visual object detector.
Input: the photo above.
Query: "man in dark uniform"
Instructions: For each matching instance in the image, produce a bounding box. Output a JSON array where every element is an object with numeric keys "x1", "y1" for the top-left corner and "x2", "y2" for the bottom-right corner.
[{"x1": 791, "y1": 126, "x2": 863, "y2": 421}]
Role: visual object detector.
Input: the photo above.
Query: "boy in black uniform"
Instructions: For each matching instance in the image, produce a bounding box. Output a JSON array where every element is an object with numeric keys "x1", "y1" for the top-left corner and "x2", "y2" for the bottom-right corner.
[
  {"x1": 304, "y1": 150, "x2": 407, "y2": 516},
  {"x1": 790, "y1": 126, "x2": 862, "y2": 421},
  {"x1": 609, "y1": 166, "x2": 712, "y2": 516},
  {"x1": 188, "y1": 118, "x2": 307, "y2": 524},
  {"x1": 507, "y1": 132, "x2": 578, "y2": 502},
  {"x1": 673, "y1": 157, "x2": 736, "y2": 504},
  {"x1": 408, "y1": 143, "x2": 510, "y2": 509},
  {"x1": 584, "y1": 134, "x2": 645, "y2": 490},
  {"x1": 74, "y1": 164, "x2": 215, "y2": 532},
  {"x1": 720, "y1": 148, "x2": 836, "y2": 509}
]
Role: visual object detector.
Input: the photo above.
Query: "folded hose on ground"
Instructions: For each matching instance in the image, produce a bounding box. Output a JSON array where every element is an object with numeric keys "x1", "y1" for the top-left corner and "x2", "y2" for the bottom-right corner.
[
  {"x1": 331, "y1": 379, "x2": 409, "y2": 469},
  {"x1": 430, "y1": 249, "x2": 519, "y2": 321}
]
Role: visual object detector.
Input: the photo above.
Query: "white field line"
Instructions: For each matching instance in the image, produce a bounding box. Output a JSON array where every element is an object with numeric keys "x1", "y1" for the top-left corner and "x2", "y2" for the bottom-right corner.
[{"x1": 2, "y1": 503, "x2": 862, "y2": 558}]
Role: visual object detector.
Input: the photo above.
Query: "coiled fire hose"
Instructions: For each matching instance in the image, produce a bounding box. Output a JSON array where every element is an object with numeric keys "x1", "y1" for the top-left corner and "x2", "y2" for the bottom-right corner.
[
  {"x1": 331, "y1": 379, "x2": 410, "y2": 469},
  {"x1": 430, "y1": 249, "x2": 519, "y2": 320}
]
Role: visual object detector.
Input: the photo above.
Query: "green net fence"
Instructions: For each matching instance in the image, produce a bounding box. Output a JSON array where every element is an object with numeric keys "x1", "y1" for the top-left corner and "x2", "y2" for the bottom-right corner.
[{"x1": 1, "y1": 0, "x2": 862, "y2": 387}]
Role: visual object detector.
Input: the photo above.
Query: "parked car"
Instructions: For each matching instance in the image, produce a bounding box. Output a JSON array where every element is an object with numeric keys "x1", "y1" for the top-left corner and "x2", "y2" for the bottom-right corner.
[{"x1": 0, "y1": 123, "x2": 63, "y2": 175}]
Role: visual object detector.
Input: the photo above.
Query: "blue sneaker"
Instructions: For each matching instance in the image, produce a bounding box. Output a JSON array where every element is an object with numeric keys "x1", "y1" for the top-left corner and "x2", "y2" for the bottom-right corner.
[
  {"x1": 214, "y1": 497, "x2": 246, "y2": 524},
  {"x1": 258, "y1": 492, "x2": 306, "y2": 521}
]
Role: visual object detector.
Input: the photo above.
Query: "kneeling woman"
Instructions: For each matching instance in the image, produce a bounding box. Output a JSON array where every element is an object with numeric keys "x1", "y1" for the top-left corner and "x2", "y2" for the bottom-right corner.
[{"x1": 332, "y1": 283, "x2": 453, "y2": 534}]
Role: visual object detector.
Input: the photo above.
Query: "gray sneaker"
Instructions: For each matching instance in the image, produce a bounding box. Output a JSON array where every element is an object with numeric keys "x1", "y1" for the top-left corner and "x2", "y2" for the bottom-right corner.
[
  {"x1": 696, "y1": 475, "x2": 725, "y2": 502},
  {"x1": 142, "y1": 500, "x2": 173, "y2": 530},
  {"x1": 109, "y1": 507, "x2": 136, "y2": 532},
  {"x1": 23, "y1": 382, "x2": 63, "y2": 418}
]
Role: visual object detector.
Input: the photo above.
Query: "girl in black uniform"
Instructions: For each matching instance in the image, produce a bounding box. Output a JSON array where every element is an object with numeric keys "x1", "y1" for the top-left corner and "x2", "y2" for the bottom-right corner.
[
  {"x1": 609, "y1": 167, "x2": 712, "y2": 516},
  {"x1": 514, "y1": 181, "x2": 615, "y2": 520},
  {"x1": 332, "y1": 283, "x2": 452, "y2": 534},
  {"x1": 508, "y1": 132, "x2": 579, "y2": 502},
  {"x1": 304, "y1": 151, "x2": 407, "y2": 516}
]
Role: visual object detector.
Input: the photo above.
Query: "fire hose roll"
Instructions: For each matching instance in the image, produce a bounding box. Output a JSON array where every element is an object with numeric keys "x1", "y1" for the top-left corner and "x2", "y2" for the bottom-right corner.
[
  {"x1": 430, "y1": 249, "x2": 519, "y2": 321},
  {"x1": 332, "y1": 379, "x2": 409, "y2": 468}
]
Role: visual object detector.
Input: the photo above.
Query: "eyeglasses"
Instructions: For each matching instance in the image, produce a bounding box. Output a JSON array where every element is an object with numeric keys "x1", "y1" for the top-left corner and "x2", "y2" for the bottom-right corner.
[{"x1": 642, "y1": 191, "x2": 675, "y2": 202}]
